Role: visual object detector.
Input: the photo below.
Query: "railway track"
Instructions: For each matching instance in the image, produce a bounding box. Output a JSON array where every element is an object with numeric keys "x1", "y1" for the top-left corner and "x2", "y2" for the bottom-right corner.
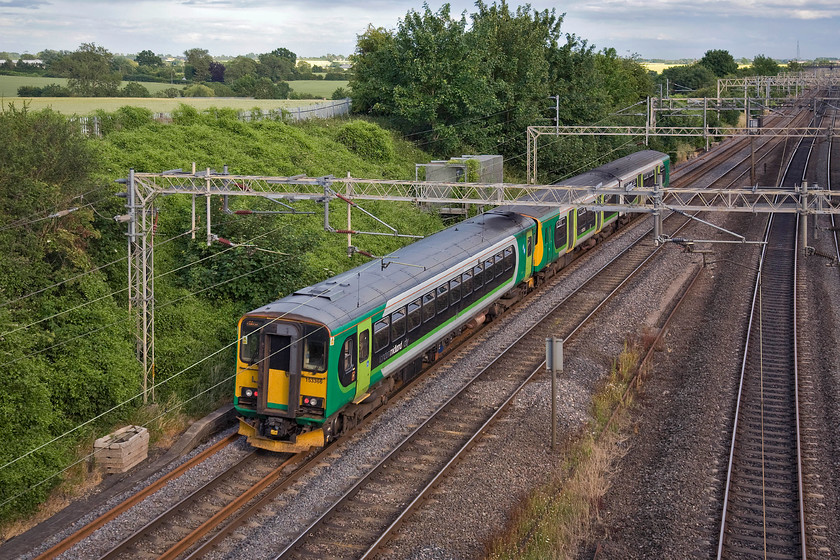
[
  {"x1": 98, "y1": 450, "x2": 298, "y2": 560},
  {"x1": 716, "y1": 210, "x2": 805, "y2": 559},
  {"x1": 24, "y1": 94, "x2": 820, "y2": 560},
  {"x1": 265, "y1": 124, "x2": 810, "y2": 558},
  {"x1": 715, "y1": 112, "x2": 818, "y2": 559},
  {"x1": 272, "y1": 203, "x2": 692, "y2": 560}
]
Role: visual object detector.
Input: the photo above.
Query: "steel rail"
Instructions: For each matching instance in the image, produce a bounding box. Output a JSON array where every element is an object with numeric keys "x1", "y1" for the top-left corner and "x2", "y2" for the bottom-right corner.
[
  {"x1": 274, "y1": 154, "x2": 741, "y2": 559},
  {"x1": 716, "y1": 112, "x2": 814, "y2": 560},
  {"x1": 97, "y1": 450, "x2": 263, "y2": 559},
  {"x1": 33, "y1": 431, "x2": 240, "y2": 560}
]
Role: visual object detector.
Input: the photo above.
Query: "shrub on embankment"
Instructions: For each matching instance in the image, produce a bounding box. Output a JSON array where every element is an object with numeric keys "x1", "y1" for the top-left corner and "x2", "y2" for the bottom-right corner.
[{"x1": 0, "y1": 103, "x2": 442, "y2": 525}]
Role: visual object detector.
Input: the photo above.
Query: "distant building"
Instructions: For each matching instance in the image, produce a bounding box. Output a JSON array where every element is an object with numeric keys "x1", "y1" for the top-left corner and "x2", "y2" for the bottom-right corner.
[{"x1": 0, "y1": 59, "x2": 43, "y2": 65}]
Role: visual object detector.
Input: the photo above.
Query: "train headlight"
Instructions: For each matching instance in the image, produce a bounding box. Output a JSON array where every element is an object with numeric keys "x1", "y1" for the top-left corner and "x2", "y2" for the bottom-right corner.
[
  {"x1": 302, "y1": 396, "x2": 322, "y2": 408},
  {"x1": 244, "y1": 388, "x2": 254, "y2": 398}
]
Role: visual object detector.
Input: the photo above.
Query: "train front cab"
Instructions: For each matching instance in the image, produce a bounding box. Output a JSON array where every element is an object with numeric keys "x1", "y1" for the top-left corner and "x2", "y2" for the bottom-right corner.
[{"x1": 235, "y1": 316, "x2": 331, "y2": 452}]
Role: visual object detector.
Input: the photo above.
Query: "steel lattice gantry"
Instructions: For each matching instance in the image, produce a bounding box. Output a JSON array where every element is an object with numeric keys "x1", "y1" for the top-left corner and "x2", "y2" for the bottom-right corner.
[{"x1": 123, "y1": 168, "x2": 840, "y2": 399}]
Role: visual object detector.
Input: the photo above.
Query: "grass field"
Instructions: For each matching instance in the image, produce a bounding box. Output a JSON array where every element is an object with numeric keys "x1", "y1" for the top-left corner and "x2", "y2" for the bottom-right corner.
[
  {"x1": 0, "y1": 76, "x2": 350, "y2": 115},
  {"x1": 287, "y1": 80, "x2": 348, "y2": 98},
  {"x1": 642, "y1": 62, "x2": 677, "y2": 73}
]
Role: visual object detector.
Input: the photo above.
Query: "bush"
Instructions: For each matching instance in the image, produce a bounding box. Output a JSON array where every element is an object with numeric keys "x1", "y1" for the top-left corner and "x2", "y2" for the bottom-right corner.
[
  {"x1": 335, "y1": 121, "x2": 394, "y2": 161},
  {"x1": 171, "y1": 103, "x2": 199, "y2": 125},
  {"x1": 209, "y1": 82, "x2": 235, "y2": 97},
  {"x1": 121, "y1": 82, "x2": 151, "y2": 97},
  {"x1": 93, "y1": 106, "x2": 154, "y2": 135},
  {"x1": 16, "y1": 83, "x2": 72, "y2": 97},
  {"x1": 331, "y1": 87, "x2": 349, "y2": 100},
  {"x1": 162, "y1": 87, "x2": 181, "y2": 98},
  {"x1": 183, "y1": 84, "x2": 215, "y2": 97},
  {"x1": 288, "y1": 90, "x2": 323, "y2": 100}
]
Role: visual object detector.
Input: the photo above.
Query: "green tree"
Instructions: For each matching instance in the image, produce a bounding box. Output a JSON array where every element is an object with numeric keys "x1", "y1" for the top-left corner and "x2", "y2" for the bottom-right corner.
[
  {"x1": 135, "y1": 49, "x2": 163, "y2": 67},
  {"x1": 351, "y1": 4, "x2": 491, "y2": 154},
  {"x1": 348, "y1": 25, "x2": 396, "y2": 113},
  {"x1": 37, "y1": 49, "x2": 70, "y2": 74},
  {"x1": 660, "y1": 63, "x2": 716, "y2": 93},
  {"x1": 184, "y1": 47, "x2": 212, "y2": 82},
  {"x1": 54, "y1": 43, "x2": 121, "y2": 96},
  {"x1": 121, "y1": 81, "x2": 151, "y2": 97},
  {"x1": 699, "y1": 48, "x2": 737, "y2": 77},
  {"x1": 183, "y1": 83, "x2": 215, "y2": 97},
  {"x1": 257, "y1": 48, "x2": 296, "y2": 82},
  {"x1": 751, "y1": 54, "x2": 779, "y2": 76},
  {"x1": 224, "y1": 55, "x2": 257, "y2": 82},
  {"x1": 111, "y1": 55, "x2": 136, "y2": 77},
  {"x1": 469, "y1": 1, "x2": 564, "y2": 157}
]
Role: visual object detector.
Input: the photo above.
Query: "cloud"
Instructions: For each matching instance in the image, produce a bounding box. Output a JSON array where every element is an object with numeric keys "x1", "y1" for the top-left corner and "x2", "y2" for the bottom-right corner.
[{"x1": 0, "y1": 0, "x2": 50, "y2": 7}]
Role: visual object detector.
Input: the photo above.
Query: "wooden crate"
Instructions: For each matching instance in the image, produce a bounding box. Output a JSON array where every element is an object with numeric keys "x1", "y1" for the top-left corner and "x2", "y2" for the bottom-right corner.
[{"x1": 94, "y1": 425, "x2": 149, "y2": 473}]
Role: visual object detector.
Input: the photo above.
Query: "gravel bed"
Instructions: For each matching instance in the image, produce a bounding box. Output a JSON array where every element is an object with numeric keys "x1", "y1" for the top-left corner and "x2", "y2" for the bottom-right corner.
[
  {"x1": 380, "y1": 238, "x2": 702, "y2": 559},
  {"x1": 583, "y1": 142, "x2": 840, "y2": 558},
  {"x1": 10, "y1": 149, "x2": 784, "y2": 560},
  {"x1": 198, "y1": 209, "x2": 701, "y2": 559},
  {"x1": 13, "y1": 425, "x2": 247, "y2": 560},
  {"x1": 797, "y1": 220, "x2": 840, "y2": 557},
  {"x1": 580, "y1": 210, "x2": 766, "y2": 558}
]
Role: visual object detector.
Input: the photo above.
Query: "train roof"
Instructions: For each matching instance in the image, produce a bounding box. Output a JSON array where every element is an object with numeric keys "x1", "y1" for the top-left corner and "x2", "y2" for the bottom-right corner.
[
  {"x1": 506, "y1": 150, "x2": 668, "y2": 220},
  {"x1": 248, "y1": 210, "x2": 532, "y2": 331}
]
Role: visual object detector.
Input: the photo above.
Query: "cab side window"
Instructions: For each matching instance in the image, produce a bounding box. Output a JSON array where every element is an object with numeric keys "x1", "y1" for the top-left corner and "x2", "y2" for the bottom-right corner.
[{"x1": 339, "y1": 335, "x2": 356, "y2": 386}]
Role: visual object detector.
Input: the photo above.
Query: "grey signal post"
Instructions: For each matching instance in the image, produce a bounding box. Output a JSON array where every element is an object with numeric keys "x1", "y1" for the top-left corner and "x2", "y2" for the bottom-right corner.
[{"x1": 546, "y1": 337, "x2": 564, "y2": 450}]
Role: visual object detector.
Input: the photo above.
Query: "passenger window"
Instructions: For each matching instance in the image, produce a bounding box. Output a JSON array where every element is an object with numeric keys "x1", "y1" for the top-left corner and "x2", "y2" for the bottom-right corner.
[
  {"x1": 359, "y1": 329, "x2": 369, "y2": 363},
  {"x1": 504, "y1": 247, "x2": 514, "y2": 272},
  {"x1": 422, "y1": 291, "x2": 435, "y2": 322},
  {"x1": 484, "y1": 259, "x2": 494, "y2": 285},
  {"x1": 555, "y1": 215, "x2": 568, "y2": 249},
  {"x1": 450, "y1": 276, "x2": 461, "y2": 304},
  {"x1": 407, "y1": 299, "x2": 422, "y2": 331},
  {"x1": 495, "y1": 252, "x2": 505, "y2": 277},
  {"x1": 526, "y1": 236, "x2": 533, "y2": 257},
  {"x1": 373, "y1": 318, "x2": 390, "y2": 353},
  {"x1": 436, "y1": 284, "x2": 449, "y2": 314},
  {"x1": 473, "y1": 264, "x2": 484, "y2": 289},
  {"x1": 391, "y1": 308, "x2": 406, "y2": 340},
  {"x1": 462, "y1": 269, "x2": 473, "y2": 296}
]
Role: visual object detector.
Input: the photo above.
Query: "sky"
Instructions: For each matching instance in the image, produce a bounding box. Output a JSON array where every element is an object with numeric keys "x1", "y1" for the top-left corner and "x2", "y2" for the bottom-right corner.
[{"x1": 1, "y1": 0, "x2": 838, "y2": 61}]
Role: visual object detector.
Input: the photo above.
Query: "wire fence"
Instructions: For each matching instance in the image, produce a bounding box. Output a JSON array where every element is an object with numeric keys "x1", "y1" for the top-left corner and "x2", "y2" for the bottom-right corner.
[{"x1": 74, "y1": 98, "x2": 352, "y2": 137}]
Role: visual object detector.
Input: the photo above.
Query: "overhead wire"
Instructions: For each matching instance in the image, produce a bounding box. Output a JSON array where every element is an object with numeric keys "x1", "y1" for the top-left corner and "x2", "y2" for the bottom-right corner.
[
  {"x1": 0, "y1": 217, "x2": 291, "y2": 365},
  {"x1": 0, "y1": 185, "x2": 113, "y2": 234},
  {"x1": 0, "y1": 246, "x2": 421, "y2": 504}
]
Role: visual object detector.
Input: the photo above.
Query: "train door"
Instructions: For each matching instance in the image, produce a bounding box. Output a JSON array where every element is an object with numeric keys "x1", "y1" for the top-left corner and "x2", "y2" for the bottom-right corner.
[
  {"x1": 355, "y1": 318, "x2": 372, "y2": 401},
  {"x1": 524, "y1": 230, "x2": 534, "y2": 279},
  {"x1": 258, "y1": 323, "x2": 301, "y2": 418}
]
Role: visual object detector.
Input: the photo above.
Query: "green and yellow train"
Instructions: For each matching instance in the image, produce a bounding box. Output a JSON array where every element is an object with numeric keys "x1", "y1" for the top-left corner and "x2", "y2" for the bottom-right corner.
[{"x1": 235, "y1": 150, "x2": 669, "y2": 452}]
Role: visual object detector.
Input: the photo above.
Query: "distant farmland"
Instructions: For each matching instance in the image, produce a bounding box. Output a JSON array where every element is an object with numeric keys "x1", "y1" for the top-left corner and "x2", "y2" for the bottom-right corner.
[{"x1": 0, "y1": 76, "x2": 349, "y2": 115}]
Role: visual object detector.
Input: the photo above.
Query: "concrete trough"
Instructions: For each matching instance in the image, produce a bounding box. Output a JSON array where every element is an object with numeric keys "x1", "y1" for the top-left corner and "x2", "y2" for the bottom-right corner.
[{"x1": 94, "y1": 425, "x2": 149, "y2": 474}]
